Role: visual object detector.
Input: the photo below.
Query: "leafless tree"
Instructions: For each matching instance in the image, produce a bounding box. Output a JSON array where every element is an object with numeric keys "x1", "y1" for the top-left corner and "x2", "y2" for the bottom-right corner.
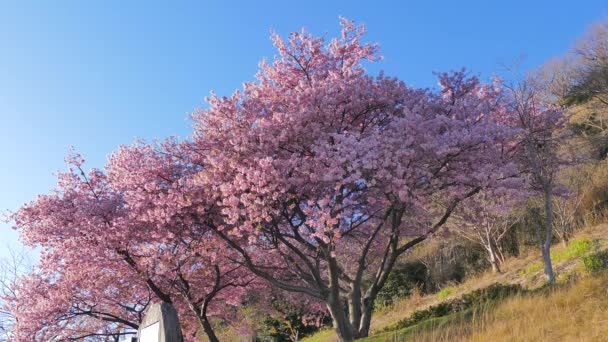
[
  {"x1": 452, "y1": 195, "x2": 520, "y2": 273},
  {"x1": 0, "y1": 247, "x2": 33, "y2": 341}
]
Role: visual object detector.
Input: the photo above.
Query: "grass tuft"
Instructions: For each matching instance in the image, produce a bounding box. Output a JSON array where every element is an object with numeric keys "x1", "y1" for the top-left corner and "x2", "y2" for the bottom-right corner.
[{"x1": 436, "y1": 287, "x2": 455, "y2": 300}]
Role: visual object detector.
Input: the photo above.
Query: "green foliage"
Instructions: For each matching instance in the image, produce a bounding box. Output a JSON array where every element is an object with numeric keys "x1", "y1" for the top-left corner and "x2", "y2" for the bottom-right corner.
[
  {"x1": 521, "y1": 261, "x2": 544, "y2": 275},
  {"x1": 521, "y1": 238, "x2": 597, "y2": 275},
  {"x1": 552, "y1": 239, "x2": 595, "y2": 262},
  {"x1": 381, "y1": 302, "x2": 454, "y2": 332},
  {"x1": 582, "y1": 251, "x2": 608, "y2": 273},
  {"x1": 382, "y1": 283, "x2": 522, "y2": 333},
  {"x1": 258, "y1": 313, "x2": 321, "y2": 342},
  {"x1": 375, "y1": 261, "x2": 427, "y2": 308},
  {"x1": 461, "y1": 283, "x2": 522, "y2": 306},
  {"x1": 254, "y1": 296, "x2": 328, "y2": 342},
  {"x1": 437, "y1": 287, "x2": 454, "y2": 300}
]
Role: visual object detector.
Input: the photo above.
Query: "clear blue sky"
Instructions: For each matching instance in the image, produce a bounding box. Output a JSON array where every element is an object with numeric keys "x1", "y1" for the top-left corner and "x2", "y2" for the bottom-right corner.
[{"x1": 1, "y1": 1, "x2": 606, "y2": 260}]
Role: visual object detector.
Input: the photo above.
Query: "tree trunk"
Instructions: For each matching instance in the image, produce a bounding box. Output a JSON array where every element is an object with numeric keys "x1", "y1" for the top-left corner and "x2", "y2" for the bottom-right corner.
[
  {"x1": 496, "y1": 242, "x2": 506, "y2": 264},
  {"x1": 357, "y1": 297, "x2": 374, "y2": 338},
  {"x1": 327, "y1": 295, "x2": 354, "y2": 342},
  {"x1": 326, "y1": 254, "x2": 356, "y2": 342},
  {"x1": 188, "y1": 299, "x2": 219, "y2": 342},
  {"x1": 543, "y1": 186, "x2": 556, "y2": 285},
  {"x1": 541, "y1": 241, "x2": 555, "y2": 284},
  {"x1": 488, "y1": 244, "x2": 501, "y2": 273},
  {"x1": 199, "y1": 316, "x2": 219, "y2": 342},
  {"x1": 348, "y1": 286, "x2": 362, "y2": 339},
  {"x1": 485, "y1": 230, "x2": 501, "y2": 273}
]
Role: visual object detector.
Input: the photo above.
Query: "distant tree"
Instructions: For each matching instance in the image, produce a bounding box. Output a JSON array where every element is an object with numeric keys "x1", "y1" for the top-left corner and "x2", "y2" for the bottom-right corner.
[
  {"x1": 569, "y1": 19, "x2": 608, "y2": 107},
  {"x1": 536, "y1": 18, "x2": 608, "y2": 159},
  {"x1": 451, "y1": 189, "x2": 523, "y2": 273},
  {"x1": 504, "y1": 78, "x2": 570, "y2": 285},
  {"x1": 5, "y1": 268, "x2": 148, "y2": 341}
]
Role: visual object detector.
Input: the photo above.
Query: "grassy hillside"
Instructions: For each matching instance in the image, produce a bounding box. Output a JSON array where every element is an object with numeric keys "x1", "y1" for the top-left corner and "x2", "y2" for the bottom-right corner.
[{"x1": 303, "y1": 224, "x2": 608, "y2": 341}]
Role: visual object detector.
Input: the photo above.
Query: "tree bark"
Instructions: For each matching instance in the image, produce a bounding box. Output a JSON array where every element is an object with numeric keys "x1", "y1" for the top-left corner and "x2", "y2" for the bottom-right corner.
[
  {"x1": 357, "y1": 296, "x2": 375, "y2": 338},
  {"x1": 348, "y1": 285, "x2": 362, "y2": 339},
  {"x1": 199, "y1": 316, "x2": 219, "y2": 342},
  {"x1": 327, "y1": 255, "x2": 355, "y2": 342},
  {"x1": 485, "y1": 228, "x2": 502, "y2": 273},
  {"x1": 186, "y1": 297, "x2": 219, "y2": 342},
  {"x1": 488, "y1": 245, "x2": 501, "y2": 273},
  {"x1": 543, "y1": 186, "x2": 556, "y2": 284},
  {"x1": 327, "y1": 295, "x2": 354, "y2": 342}
]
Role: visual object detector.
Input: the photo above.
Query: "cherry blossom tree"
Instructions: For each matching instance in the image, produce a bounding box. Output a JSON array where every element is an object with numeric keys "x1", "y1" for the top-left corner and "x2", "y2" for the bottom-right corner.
[
  {"x1": 5, "y1": 267, "x2": 149, "y2": 341},
  {"x1": 191, "y1": 18, "x2": 520, "y2": 340},
  {"x1": 9, "y1": 143, "x2": 255, "y2": 342},
  {"x1": 8, "y1": 18, "x2": 531, "y2": 342},
  {"x1": 0, "y1": 249, "x2": 32, "y2": 341}
]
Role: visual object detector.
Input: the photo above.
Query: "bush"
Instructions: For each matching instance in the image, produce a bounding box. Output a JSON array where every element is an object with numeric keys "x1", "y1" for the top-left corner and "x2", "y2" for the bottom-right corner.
[
  {"x1": 552, "y1": 238, "x2": 595, "y2": 262},
  {"x1": 582, "y1": 251, "x2": 608, "y2": 273},
  {"x1": 461, "y1": 283, "x2": 522, "y2": 307},
  {"x1": 382, "y1": 283, "x2": 522, "y2": 333},
  {"x1": 382, "y1": 302, "x2": 454, "y2": 332},
  {"x1": 375, "y1": 261, "x2": 427, "y2": 308},
  {"x1": 437, "y1": 287, "x2": 455, "y2": 300}
]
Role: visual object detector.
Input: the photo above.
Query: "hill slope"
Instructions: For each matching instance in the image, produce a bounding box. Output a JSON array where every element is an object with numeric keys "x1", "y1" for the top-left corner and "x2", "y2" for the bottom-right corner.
[{"x1": 303, "y1": 224, "x2": 608, "y2": 341}]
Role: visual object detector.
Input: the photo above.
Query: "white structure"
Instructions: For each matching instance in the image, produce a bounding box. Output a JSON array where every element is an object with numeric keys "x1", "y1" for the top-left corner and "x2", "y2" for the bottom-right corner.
[{"x1": 137, "y1": 302, "x2": 183, "y2": 342}]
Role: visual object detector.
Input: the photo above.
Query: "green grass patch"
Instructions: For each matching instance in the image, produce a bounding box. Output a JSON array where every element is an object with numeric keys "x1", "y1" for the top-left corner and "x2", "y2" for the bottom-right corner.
[
  {"x1": 437, "y1": 287, "x2": 455, "y2": 300},
  {"x1": 300, "y1": 327, "x2": 335, "y2": 342},
  {"x1": 520, "y1": 238, "x2": 597, "y2": 275},
  {"x1": 553, "y1": 239, "x2": 595, "y2": 262},
  {"x1": 521, "y1": 261, "x2": 544, "y2": 275}
]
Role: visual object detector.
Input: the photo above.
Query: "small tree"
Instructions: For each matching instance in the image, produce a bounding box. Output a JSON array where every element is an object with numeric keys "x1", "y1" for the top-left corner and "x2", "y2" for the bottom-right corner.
[
  {"x1": 451, "y1": 190, "x2": 523, "y2": 273},
  {"x1": 505, "y1": 79, "x2": 569, "y2": 284}
]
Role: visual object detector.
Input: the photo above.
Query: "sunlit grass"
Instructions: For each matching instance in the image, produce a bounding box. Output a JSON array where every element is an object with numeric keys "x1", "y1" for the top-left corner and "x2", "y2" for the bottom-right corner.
[
  {"x1": 303, "y1": 224, "x2": 608, "y2": 342},
  {"x1": 436, "y1": 286, "x2": 455, "y2": 300},
  {"x1": 359, "y1": 273, "x2": 608, "y2": 341},
  {"x1": 521, "y1": 237, "x2": 596, "y2": 275}
]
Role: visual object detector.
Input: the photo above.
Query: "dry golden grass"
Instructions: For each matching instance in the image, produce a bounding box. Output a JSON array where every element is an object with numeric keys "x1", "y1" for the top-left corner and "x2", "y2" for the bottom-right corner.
[
  {"x1": 367, "y1": 239, "x2": 547, "y2": 335},
  {"x1": 305, "y1": 224, "x2": 608, "y2": 342},
  {"x1": 468, "y1": 273, "x2": 608, "y2": 341},
  {"x1": 363, "y1": 273, "x2": 608, "y2": 342}
]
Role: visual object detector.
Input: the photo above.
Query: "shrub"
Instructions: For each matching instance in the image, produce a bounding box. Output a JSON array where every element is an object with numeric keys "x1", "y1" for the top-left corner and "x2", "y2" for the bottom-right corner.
[
  {"x1": 552, "y1": 238, "x2": 595, "y2": 262},
  {"x1": 461, "y1": 283, "x2": 522, "y2": 307},
  {"x1": 582, "y1": 251, "x2": 608, "y2": 273},
  {"x1": 375, "y1": 261, "x2": 427, "y2": 308},
  {"x1": 382, "y1": 283, "x2": 522, "y2": 333},
  {"x1": 382, "y1": 302, "x2": 454, "y2": 332},
  {"x1": 437, "y1": 287, "x2": 455, "y2": 300}
]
